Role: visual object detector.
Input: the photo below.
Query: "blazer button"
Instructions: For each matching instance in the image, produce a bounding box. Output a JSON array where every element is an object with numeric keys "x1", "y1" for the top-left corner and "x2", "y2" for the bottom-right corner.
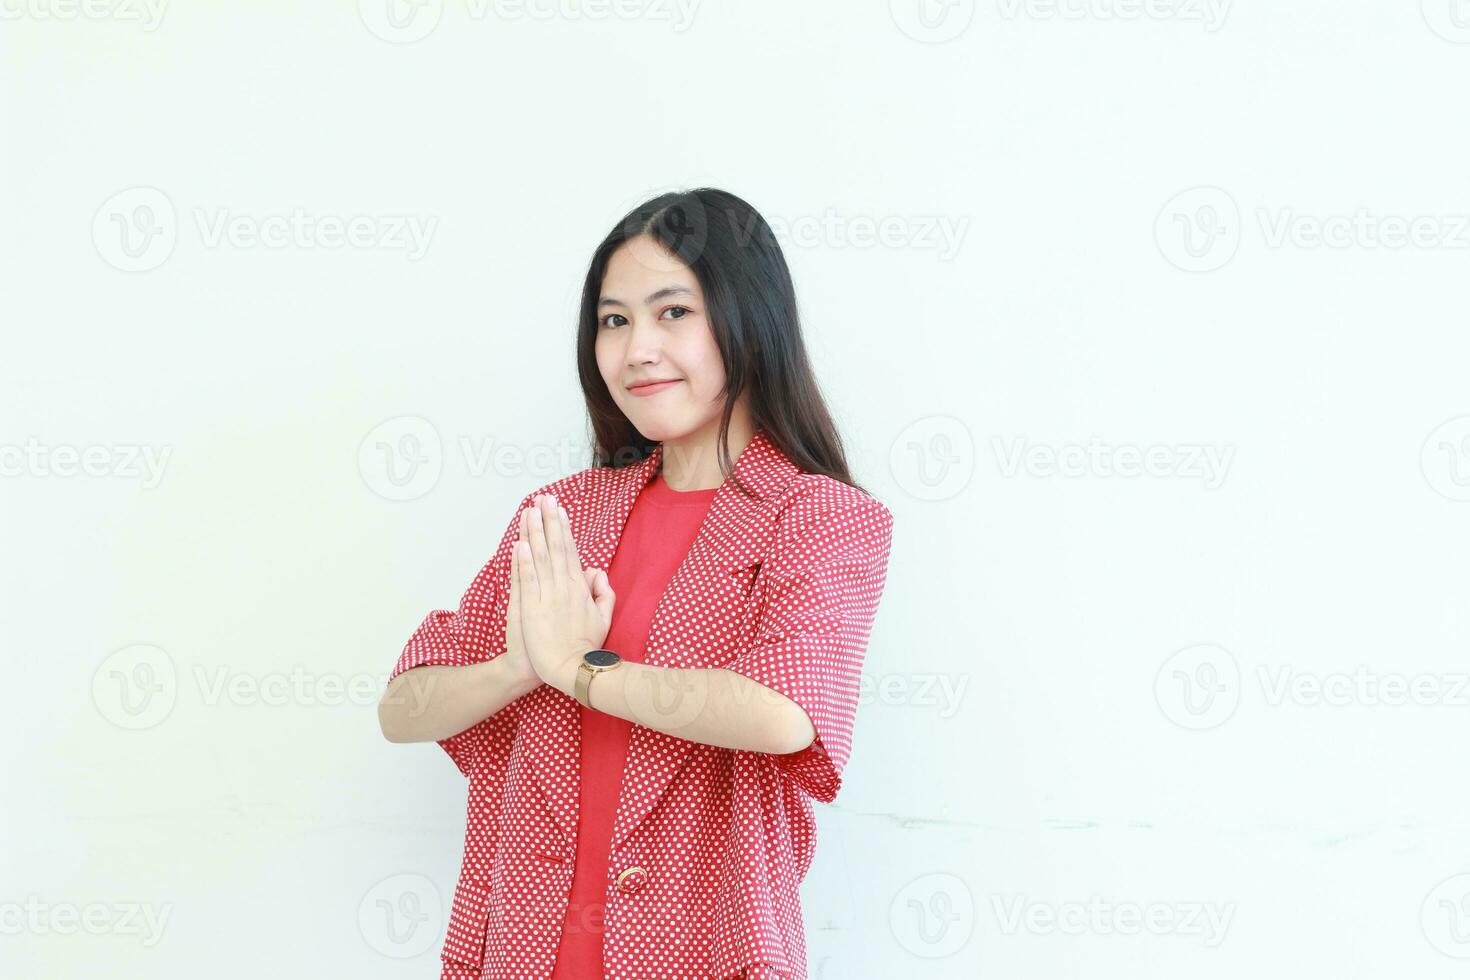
[{"x1": 615, "y1": 866, "x2": 648, "y2": 893}]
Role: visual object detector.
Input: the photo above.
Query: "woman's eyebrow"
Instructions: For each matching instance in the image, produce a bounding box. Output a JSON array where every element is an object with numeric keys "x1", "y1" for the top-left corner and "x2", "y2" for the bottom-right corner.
[{"x1": 598, "y1": 284, "x2": 695, "y2": 309}]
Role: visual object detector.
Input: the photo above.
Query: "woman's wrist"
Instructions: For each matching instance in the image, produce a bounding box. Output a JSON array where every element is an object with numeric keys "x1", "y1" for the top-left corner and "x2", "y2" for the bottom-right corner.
[{"x1": 493, "y1": 649, "x2": 544, "y2": 701}]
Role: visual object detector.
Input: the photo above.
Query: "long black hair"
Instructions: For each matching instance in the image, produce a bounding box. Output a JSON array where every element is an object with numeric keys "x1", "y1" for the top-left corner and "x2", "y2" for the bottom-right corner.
[{"x1": 576, "y1": 187, "x2": 872, "y2": 500}]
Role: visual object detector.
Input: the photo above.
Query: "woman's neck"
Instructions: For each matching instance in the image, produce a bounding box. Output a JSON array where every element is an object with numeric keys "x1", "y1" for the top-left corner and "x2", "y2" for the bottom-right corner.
[{"x1": 658, "y1": 416, "x2": 757, "y2": 491}]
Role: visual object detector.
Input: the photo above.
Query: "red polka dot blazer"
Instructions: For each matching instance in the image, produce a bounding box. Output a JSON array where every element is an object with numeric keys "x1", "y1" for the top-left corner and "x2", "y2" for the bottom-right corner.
[{"x1": 390, "y1": 428, "x2": 896, "y2": 979}]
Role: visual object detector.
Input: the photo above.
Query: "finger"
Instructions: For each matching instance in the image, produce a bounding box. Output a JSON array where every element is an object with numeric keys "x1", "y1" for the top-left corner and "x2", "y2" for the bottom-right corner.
[
  {"x1": 539, "y1": 494, "x2": 569, "y2": 585},
  {"x1": 559, "y1": 504, "x2": 584, "y2": 580},
  {"x1": 526, "y1": 497, "x2": 552, "y2": 597},
  {"x1": 507, "y1": 511, "x2": 526, "y2": 611},
  {"x1": 516, "y1": 513, "x2": 541, "y2": 601},
  {"x1": 506, "y1": 536, "x2": 519, "y2": 622}
]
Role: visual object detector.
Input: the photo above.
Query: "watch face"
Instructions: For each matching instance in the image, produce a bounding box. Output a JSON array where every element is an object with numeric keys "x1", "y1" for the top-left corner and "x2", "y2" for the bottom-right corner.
[{"x1": 583, "y1": 648, "x2": 620, "y2": 668}]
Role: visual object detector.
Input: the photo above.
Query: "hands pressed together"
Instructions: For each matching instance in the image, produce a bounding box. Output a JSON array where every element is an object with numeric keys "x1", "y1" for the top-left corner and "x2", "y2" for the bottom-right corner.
[{"x1": 503, "y1": 492, "x2": 617, "y2": 698}]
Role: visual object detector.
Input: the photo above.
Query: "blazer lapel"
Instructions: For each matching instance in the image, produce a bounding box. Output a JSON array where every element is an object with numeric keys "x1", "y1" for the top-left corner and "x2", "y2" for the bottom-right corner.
[{"x1": 521, "y1": 427, "x2": 803, "y2": 855}]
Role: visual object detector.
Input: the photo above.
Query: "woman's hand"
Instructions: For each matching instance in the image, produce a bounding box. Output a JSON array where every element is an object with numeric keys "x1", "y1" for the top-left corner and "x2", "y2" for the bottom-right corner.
[
  {"x1": 501, "y1": 510, "x2": 542, "y2": 690},
  {"x1": 511, "y1": 492, "x2": 617, "y2": 697}
]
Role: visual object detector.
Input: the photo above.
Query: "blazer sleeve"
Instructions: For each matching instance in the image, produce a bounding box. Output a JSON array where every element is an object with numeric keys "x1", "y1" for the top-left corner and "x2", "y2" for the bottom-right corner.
[
  {"x1": 722, "y1": 489, "x2": 896, "y2": 803},
  {"x1": 388, "y1": 488, "x2": 539, "y2": 778}
]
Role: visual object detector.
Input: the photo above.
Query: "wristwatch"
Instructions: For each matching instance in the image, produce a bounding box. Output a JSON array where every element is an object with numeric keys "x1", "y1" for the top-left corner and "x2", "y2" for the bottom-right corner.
[{"x1": 574, "y1": 648, "x2": 623, "y2": 707}]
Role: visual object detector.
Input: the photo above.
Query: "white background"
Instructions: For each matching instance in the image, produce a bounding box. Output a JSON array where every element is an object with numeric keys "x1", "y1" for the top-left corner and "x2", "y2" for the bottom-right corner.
[{"x1": 4, "y1": 1, "x2": 1470, "y2": 978}]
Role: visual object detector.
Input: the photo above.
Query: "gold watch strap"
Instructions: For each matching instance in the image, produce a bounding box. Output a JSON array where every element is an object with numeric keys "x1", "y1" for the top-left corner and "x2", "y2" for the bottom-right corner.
[{"x1": 574, "y1": 649, "x2": 622, "y2": 707}]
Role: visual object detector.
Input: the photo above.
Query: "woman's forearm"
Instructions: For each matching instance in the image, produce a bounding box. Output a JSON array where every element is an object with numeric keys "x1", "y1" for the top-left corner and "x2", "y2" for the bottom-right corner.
[
  {"x1": 379, "y1": 654, "x2": 542, "y2": 744},
  {"x1": 562, "y1": 660, "x2": 817, "y2": 755}
]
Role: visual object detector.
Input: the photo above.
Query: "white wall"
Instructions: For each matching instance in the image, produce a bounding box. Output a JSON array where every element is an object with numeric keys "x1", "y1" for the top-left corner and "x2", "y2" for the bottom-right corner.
[{"x1": 3, "y1": 2, "x2": 1469, "y2": 978}]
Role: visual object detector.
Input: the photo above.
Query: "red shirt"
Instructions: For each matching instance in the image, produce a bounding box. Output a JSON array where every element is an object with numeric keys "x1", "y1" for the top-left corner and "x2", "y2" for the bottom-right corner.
[
  {"x1": 550, "y1": 471, "x2": 720, "y2": 978},
  {"x1": 389, "y1": 428, "x2": 895, "y2": 979}
]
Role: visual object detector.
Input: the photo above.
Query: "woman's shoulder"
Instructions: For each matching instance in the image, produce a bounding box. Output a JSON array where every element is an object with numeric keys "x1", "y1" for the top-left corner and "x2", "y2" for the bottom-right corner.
[
  {"x1": 776, "y1": 472, "x2": 894, "y2": 527},
  {"x1": 765, "y1": 473, "x2": 895, "y2": 561}
]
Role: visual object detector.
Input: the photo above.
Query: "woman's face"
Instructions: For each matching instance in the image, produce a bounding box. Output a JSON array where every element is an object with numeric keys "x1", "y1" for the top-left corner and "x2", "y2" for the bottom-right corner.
[{"x1": 594, "y1": 234, "x2": 729, "y2": 443}]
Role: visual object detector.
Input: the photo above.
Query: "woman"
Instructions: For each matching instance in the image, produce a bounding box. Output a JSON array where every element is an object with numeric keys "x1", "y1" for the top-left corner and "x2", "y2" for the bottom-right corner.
[{"x1": 378, "y1": 188, "x2": 896, "y2": 979}]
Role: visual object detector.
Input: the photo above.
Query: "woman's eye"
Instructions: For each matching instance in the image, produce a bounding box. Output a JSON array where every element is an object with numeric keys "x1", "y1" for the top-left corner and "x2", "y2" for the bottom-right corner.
[
  {"x1": 662, "y1": 305, "x2": 691, "y2": 320},
  {"x1": 599, "y1": 313, "x2": 627, "y2": 329}
]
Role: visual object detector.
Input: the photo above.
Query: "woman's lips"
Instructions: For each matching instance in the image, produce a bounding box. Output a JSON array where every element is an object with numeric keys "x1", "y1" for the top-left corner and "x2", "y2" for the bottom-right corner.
[{"x1": 628, "y1": 380, "x2": 682, "y2": 397}]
